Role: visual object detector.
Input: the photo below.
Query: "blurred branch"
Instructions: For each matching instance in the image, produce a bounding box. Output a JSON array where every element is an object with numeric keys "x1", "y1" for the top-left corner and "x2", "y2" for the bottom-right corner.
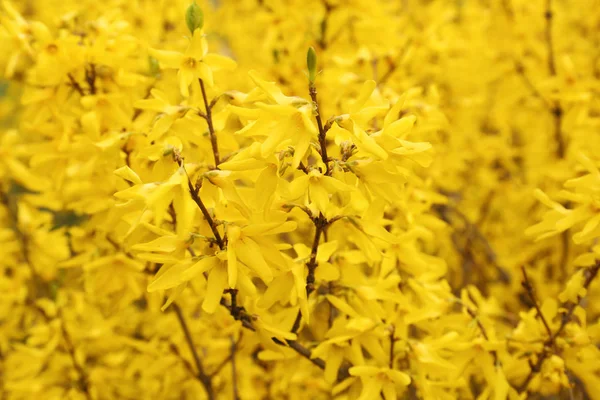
[
  {"x1": 518, "y1": 261, "x2": 600, "y2": 393},
  {"x1": 435, "y1": 202, "x2": 511, "y2": 285},
  {"x1": 172, "y1": 303, "x2": 215, "y2": 400}
]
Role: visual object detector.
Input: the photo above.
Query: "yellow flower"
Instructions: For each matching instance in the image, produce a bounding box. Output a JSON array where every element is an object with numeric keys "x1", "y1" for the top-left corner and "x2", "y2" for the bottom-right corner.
[
  {"x1": 287, "y1": 169, "x2": 354, "y2": 215},
  {"x1": 228, "y1": 70, "x2": 317, "y2": 169},
  {"x1": 349, "y1": 365, "x2": 411, "y2": 400},
  {"x1": 133, "y1": 89, "x2": 191, "y2": 142},
  {"x1": 558, "y1": 269, "x2": 587, "y2": 303},
  {"x1": 149, "y1": 30, "x2": 236, "y2": 97}
]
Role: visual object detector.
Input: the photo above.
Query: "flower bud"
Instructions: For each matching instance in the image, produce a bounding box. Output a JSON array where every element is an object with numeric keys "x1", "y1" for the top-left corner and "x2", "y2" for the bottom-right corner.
[
  {"x1": 307, "y1": 46, "x2": 317, "y2": 83},
  {"x1": 185, "y1": 2, "x2": 204, "y2": 34}
]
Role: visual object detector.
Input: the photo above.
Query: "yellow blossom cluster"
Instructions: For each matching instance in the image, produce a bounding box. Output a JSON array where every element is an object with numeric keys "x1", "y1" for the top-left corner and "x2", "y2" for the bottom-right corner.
[{"x1": 1, "y1": 0, "x2": 600, "y2": 399}]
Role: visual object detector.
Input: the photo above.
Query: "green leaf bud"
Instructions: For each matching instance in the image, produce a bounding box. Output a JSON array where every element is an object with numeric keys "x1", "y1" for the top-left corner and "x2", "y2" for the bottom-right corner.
[
  {"x1": 185, "y1": 2, "x2": 204, "y2": 34},
  {"x1": 307, "y1": 46, "x2": 317, "y2": 83}
]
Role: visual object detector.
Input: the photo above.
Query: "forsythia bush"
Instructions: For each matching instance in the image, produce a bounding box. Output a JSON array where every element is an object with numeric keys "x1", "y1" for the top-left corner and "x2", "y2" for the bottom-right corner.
[{"x1": 1, "y1": 0, "x2": 600, "y2": 399}]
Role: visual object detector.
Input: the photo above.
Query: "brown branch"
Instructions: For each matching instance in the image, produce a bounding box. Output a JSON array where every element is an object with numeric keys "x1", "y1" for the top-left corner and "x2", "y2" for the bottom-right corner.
[
  {"x1": 389, "y1": 326, "x2": 397, "y2": 369},
  {"x1": 57, "y1": 310, "x2": 92, "y2": 400},
  {"x1": 185, "y1": 175, "x2": 225, "y2": 250},
  {"x1": 290, "y1": 308, "x2": 303, "y2": 335},
  {"x1": 209, "y1": 335, "x2": 242, "y2": 378},
  {"x1": 291, "y1": 214, "x2": 328, "y2": 334},
  {"x1": 169, "y1": 342, "x2": 198, "y2": 378},
  {"x1": 297, "y1": 162, "x2": 310, "y2": 174},
  {"x1": 210, "y1": 353, "x2": 233, "y2": 378},
  {"x1": 306, "y1": 215, "x2": 327, "y2": 296},
  {"x1": 172, "y1": 303, "x2": 214, "y2": 400},
  {"x1": 514, "y1": 62, "x2": 553, "y2": 109},
  {"x1": 172, "y1": 146, "x2": 353, "y2": 386},
  {"x1": 85, "y1": 64, "x2": 97, "y2": 95},
  {"x1": 199, "y1": 79, "x2": 220, "y2": 168},
  {"x1": 520, "y1": 266, "x2": 554, "y2": 342},
  {"x1": 435, "y1": 203, "x2": 511, "y2": 284},
  {"x1": 164, "y1": 198, "x2": 216, "y2": 399},
  {"x1": 218, "y1": 297, "x2": 352, "y2": 381},
  {"x1": 309, "y1": 84, "x2": 330, "y2": 175},
  {"x1": 465, "y1": 306, "x2": 499, "y2": 366},
  {"x1": 67, "y1": 73, "x2": 86, "y2": 96},
  {"x1": 518, "y1": 261, "x2": 600, "y2": 393}
]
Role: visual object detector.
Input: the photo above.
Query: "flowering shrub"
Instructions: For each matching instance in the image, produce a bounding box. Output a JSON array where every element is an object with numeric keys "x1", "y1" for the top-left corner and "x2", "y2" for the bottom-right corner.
[{"x1": 1, "y1": 0, "x2": 600, "y2": 399}]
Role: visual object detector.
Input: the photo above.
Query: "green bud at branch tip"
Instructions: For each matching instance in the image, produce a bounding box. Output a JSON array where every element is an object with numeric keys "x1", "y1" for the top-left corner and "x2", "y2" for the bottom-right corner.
[
  {"x1": 307, "y1": 46, "x2": 317, "y2": 83},
  {"x1": 185, "y1": 2, "x2": 204, "y2": 34}
]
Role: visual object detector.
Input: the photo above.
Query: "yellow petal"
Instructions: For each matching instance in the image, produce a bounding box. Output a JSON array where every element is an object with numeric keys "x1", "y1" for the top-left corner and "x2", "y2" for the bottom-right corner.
[
  {"x1": 202, "y1": 266, "x2": 228, "y2": 313},
  {"x1": 4, "y1": 158, "x2": 49, "y2": 191},
  {"x1": 131, "y1": 235, "x2": 180, "y2": 253},
  {"x1": 197, "y1": 62, "x2": 214, "y2": 87},
  {"x1": 236, "y1": 238, "x2": 273, "y2": 283},
  {"x1": 227, "y1": 243, "x2": 238, "y2": 288},
  {"x1": 149, "y1": 48, "x2": 184, "y2": 69},
  {"x1": 181, "y1": 256, "x2": 219, "y2": 281},
  {"x1": 350, "y1": 80, "x2": 377, "y2": 114},
  {"x1": 114, "y1": 166, "x2": 142, "y2": 185},
  {"x1": 148, "y1": 261, "x2": 191, "y2": 292},
  {"x1": 178, "y1": 68, "x2": 194, "y2": 97},
  {"x1": 186, "y1": 33, "x2": 208, "y2": 60},
  {"x1": 204, "y1": 53, "x2": 237, "y2": 71}
]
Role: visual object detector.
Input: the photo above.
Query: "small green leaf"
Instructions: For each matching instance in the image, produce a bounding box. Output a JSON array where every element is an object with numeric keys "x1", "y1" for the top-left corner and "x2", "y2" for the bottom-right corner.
[{"x1": 185, "y1": 2, "x2": 204, "y2": 34}]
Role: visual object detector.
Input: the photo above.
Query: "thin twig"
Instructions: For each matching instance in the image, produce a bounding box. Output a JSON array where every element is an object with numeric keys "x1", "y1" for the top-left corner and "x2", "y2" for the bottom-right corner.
[
  {"x1": 199, "y1": 79, "x2": 220, "y2": 167},
  {"x1": 389, "y1": 326, "x2": 396, "y2": 369},
  {"x1": 290, "y1": 309, "x2": 304, "y2": 335},
  {"x1": 172, "y1": 303, "x2": 215, "y2": 400},
  {"x1": 185, "y1": 175, "x2": 225, "y2": 250},
  {"x1": 435, "y1": 204, "x2": 511, "y2": 283},
  {"x1": 520, "y1": 266, "x2": 554, "y2": 342},
  {"x1": 465, "y1": 306, "x2": 499, "y2": 365},
  {"x1": 291, "y1": 215, "x2": 328, "y2": 334},
  {"x1": 57, "y1": 309, "x2": 92, "y2": 400},
  {"x1": 218, "y1": 297, "x2": 353, "y2": 381},
  {"x1": 85, "y1": 63, "x2": 97, "y2": 95},
  {"x1": 169, "y1": 342, "x2": 198, "y2": 378},
  {"x1": 173, "y1": 150, "x2": 353, "y2": 385},
  {"x1": 514, "y1": 63, "x2": 553, "y2": 109},
  {"x1": 297, "y1": 162, "x2": 310, "y2": 174},
  {"x1": 309, "y1": 84, "x2": 330, "y2": 175},
  {"x1": 67, "y1": 73, "x2": 86, "y2": 96},
  {"x1": 518, "y1": 261, "x2": 600, "y2": 393},
  {"x1": 306, "y1": 215, "x2": 327, "y2": 296}
]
